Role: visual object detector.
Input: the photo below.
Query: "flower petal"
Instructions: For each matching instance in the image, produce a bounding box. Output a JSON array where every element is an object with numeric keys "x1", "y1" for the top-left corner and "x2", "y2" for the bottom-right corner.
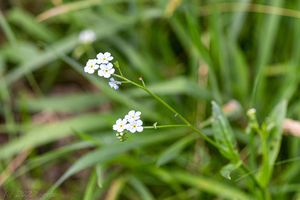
[
  {"x1": 113, "y1": 125, "x2": 118, "y2": 131},
  {"x1": 106, "y1": 63, "x2": 113, "y2": 69},
  {"x1": 136, "y1": 126, "x2": 143, "y2": 132},
  {"x1": 109, "y1": 68, "x2": 115, "y2": 74},
  {"x1": 128, "y1": 110, "x2": 135, "y2": 115},
  {"x1": 98, "y1": 70, "x2": 104, "y2": 77},
  {"x1": 94, "y1": 64, "x2": 99, "y2": 70},
  {"x1": 130, "y1": 128, "x2": 136, "y2": 133},
  {"x1": 103, "y1": 72, "x2": 110, "y2": 78},
  {"x1": 136, "y1": 120, "x2": 143, "y2": 126},
  {"x1": 100, "y1": 64, "x2": 107, "y2": 70},
  {"x1": 108, "y1": 82, "x2": 114, "y2": 88},
  {"x1": 97, "y1": 53, "x2": 104, "y2": 59},
  {"x1": 104, "y1": 52, "x2": 111, "y2": 57},
  {"x1": 84, "y1": 67, "x2": 89, "y2": 73}
]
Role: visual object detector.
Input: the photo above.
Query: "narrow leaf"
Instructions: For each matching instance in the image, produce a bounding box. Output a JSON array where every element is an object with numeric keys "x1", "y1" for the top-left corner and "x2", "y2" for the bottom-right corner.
[
  {"x1": 212, "y1": 101, "x2": 238, "y2": 161},
  {"x1": 156, "y1": 135, "x2": 194, "y2": 166}
]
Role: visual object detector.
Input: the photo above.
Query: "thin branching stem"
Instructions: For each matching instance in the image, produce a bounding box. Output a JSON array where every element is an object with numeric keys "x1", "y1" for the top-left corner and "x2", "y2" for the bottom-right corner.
[
  {"x1": 143, "y1": 124, "x2": 189, "y2": 129},
  {"x1": 240, "y1": 165, "x2": 265, "y2": 198},
  {"x1": 113, "y1": 74, "x2": 218, "y2": 148}
]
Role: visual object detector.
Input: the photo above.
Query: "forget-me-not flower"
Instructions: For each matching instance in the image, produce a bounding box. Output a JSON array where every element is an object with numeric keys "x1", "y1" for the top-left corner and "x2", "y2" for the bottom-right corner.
[
  {"x1": 125, "y1": 110, "x2": 141, "y2": 122},
  {"x1": 84, "y1": 59, "x2": 99, "y2": 74},
  {"x1": 109, "y1": 78, "x2": 121, "y2": 90},
  {"x1": 98, "y1": 63, "x2": 115, "y2": 78},
  {"x1": 113, "y1": 118, "x2": 128, "y2": 133},
  {"x1": 126, "y1": 120, "x2": 143, "y2": 133},
  {"x1": 96, "y1": 52, "x2": 113, "y2": 64}
]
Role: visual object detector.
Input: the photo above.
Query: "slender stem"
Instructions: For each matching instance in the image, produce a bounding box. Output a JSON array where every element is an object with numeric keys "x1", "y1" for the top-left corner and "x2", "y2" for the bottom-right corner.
[
  {"x1": 117, "y1": 68, "x2": 124, "y2": 77},
  {"x1": 240, "y1": 165, "x2": 265, "y2": 199},
  {"x1": 198, "y1": 118, "x2": 212, "y2": 128},
  {"x1": 113, "y1": 74, "x2": 218, "y2": 148},
  {"x1": 143, "y1": 124, "x2": 189, "y2": 129}
]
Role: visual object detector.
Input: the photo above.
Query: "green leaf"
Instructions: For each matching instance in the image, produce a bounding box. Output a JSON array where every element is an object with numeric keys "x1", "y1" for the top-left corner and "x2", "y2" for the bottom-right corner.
[
  {"x1": 0, "y1": 11, "x2": 16, "y2": 45},
  {"x1": 258, "y1": 100, "x2": 287, "y2": 187},
  {"x1": 156, "y1": 135, "x2": 194, "y2": 166},
  {"x1": 109, "y1": 36, "x2": 158, "y2": 81},
  {"x1": 220, "y1": 162, "x2": 242, "y2": 180},
  {"x1": 18, "y1": 93, "x2": 107, "y2": 113},
  {"x1": 12, "y1": 142, "x2": 92, "y2": 181},
  {"x1": 83, "y1": 171, "x2": 97, "y2": 200},
  {"x1": 41, "y1": 129, "x2": 186, "y2": 200},
  {"x1": 95, "y1": 164, "x2": 104, "y2": 188},
  {"x1": 211, "y1": 101, "x2": 238, "y2": 161},
  {"x1": 8, "y1": 8, "x2": 57, "y2": 42},
  {"x1": 73, "y1": 129, "x2": 101, "y2": 146},
  {"x1": 172, "y1": 170, "x2": 251, "y2": 200},
  {"x1": 0, "y1": 113, "x2": 114, "y2": 160},
  {"x1": 251, "y1": 0, "x2": 283, "y2": 106},
  {"x1": 4, "y1": 35, "x2": 78, "y2": 85},
  {"x1": 268, "y1": 100, "x2": 287, "y2": 164},
  {"x1": 129, "y1": 176, "x2": 154, "y2": 200}
]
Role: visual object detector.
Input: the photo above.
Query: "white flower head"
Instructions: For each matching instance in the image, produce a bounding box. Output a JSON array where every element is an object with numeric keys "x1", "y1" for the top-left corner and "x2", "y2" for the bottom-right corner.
[
  {"x1": 84, "y1": 59, "x2": 99, "y2": 74},
  {"x1": 113, "y1": 118, "x2": 128, "y2": 133},
  {"x1": 98, "y1": 63, "x2": 115, "y2": 78},
  {"x1": 109, "y1": 78, "x2": 121, "y2": 90},
  {"x1": 79, "y1": 29, "x2": 96, "y2": 44},
  {"x1": 126, "y1": 120, "x2": 143, "y2": 133},
  {"x1": 125, "y1": 110, "x2": 141, "y2": 122},
  {"x1": 96, "y1": 52, "x2": 113, "y2": 64}
]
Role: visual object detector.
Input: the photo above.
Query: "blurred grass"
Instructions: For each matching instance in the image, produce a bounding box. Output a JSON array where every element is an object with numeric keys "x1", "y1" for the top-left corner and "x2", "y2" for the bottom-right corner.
[{"x1": 0, "y1": 0, "x2": 300, "y2": 199}]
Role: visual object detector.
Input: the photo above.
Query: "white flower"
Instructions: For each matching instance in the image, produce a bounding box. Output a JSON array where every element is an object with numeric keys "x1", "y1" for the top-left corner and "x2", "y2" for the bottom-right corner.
[
  {"x1": 79, "y1": 29, "x2": 96, "y2": 44},
  {"x1": 125, "y1": 110, "x2": 141, "y2": 122},
  {"x1": 109, "y1": 78, "x2": 121, "y2": 90},
  {"x1": 126, "y1": 120, "x2": 143, "y2": 133},
  {"x1": 113, "y1": 118, "x2": 127, "y2": 133},
  {"x1": 98, "y1": 63, "x2": 115, "y2": 78},
  {"x1": 84, "y1": 59, "x2": 99, "y2": 74},
  {"x1": 96, "y1": 52, "x2": 113, "y2": 64}
]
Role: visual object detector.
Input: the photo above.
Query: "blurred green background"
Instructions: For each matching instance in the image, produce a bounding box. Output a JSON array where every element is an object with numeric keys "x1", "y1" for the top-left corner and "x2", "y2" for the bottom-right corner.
[{"x1": 0, "y1": 0, "x2": 300, "y2": 199}]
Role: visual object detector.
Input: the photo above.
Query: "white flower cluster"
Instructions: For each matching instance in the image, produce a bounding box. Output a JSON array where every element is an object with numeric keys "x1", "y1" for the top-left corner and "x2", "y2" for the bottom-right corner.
[
  {"x1": 84, "y1": 52, "x2": 121, "y2": 90},
  {"x1": 113, "y1": 110, "x2": 144, "y2": 141}
]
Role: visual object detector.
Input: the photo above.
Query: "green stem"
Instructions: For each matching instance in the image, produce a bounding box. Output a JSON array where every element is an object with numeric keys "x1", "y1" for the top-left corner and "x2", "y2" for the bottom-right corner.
[
  {"x1": 143, "y1": 124, "x2": 189, "y2": 129},
  {"x1": 240, "y1": 165, "x2": 265, "y2": 199},
  {"x1": 113, "y1": 74, "x2": 218, "y2": 148}
]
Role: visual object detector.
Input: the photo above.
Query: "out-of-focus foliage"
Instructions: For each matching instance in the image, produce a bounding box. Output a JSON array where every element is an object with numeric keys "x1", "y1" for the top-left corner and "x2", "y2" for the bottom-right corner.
[{"x1": 0, "y1": 0, "x2": 300, "y2": 199}]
